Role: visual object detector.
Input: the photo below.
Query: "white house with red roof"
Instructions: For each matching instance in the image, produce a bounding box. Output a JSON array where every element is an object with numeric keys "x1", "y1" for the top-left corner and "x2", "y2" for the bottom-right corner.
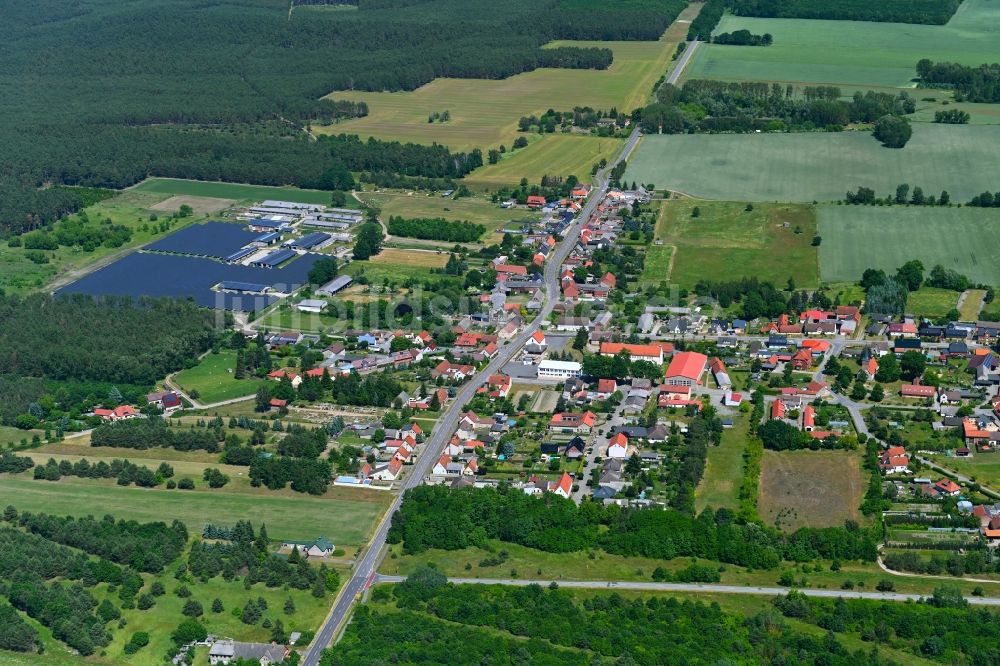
[
  {"x1": 606, "y1": 432, "x2": 629, "y2": 459},
  {"x1": 371, "y1": 458, "x2": 402, "y2": 481},
  {"x1": 879, "y1": 446, "x2": 910, "y2": 474},
  {"x1": 526, "y1": 330, "x2": 548, "y2": 354},
  {"x1": 550, "y1": 472, "x2": 573, "y2": 499},
  {"x1": 487, "y1": 374, "x2": 512, "y2": 399},
  {"x1": 549, "y1": 411, "x2": 597, "y2": 434},
  {"x1": 599, "y1": 342, "x2": 664, "y2": 365}
]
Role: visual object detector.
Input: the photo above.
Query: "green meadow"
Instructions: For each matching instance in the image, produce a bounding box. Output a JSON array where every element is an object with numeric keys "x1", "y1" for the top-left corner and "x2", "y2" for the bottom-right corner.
[
  {"x1": 685, "y1": 0, "x2": 1000, "y2": 88},
  {"x1": 818, "y1": 205, "x2": 1000, "y2": 285},
  {"x1": 624, "y1": 124, "x2": 1000, "y2": 203},
  {"x1": 132, "y1": 178, "x2": 336, "y2": 205}
]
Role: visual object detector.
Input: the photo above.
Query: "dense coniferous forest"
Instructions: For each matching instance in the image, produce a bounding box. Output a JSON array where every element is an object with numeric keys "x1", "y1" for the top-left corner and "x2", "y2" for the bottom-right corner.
[
  {"x1": 0, "y1": 295, "x2": 217, "y2": 385},
  {"x1": 731, "y1": 0, "x2": 963, "y2": 24},
  {"x1": 91, "y1": 418, "x2": 222, "y2": 453},
  {"x1": 326, "y1": 575, "x2": 1000, "y2": 666},
  {"x1": 0, "y1": 0, "x2": 685, "y2": 234},
  {"x1": 917, "y1": 60, "x2": 1000, "y2": 102}
]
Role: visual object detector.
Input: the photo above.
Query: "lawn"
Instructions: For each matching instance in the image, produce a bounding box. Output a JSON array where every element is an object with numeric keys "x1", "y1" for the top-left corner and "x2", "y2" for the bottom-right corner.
[
  {"x1": 172, "y1": 350, "x2": 265, "y2": 404},
  {"x1": 343, "y1": 247, "x2": 456, "y2": 286},
  {"x1": 645, "y1": 200, "x2": 818, "y2": 288},
  {"x1": 639, "y1": 244, "x2": 674, "y2": 286},
  {"x1": 758, "y1": 450, "x2": 864, "y2": 531},
  {"x1": 684, "y1": 0, "x2": 1000, "y2": 89},
  {"x1": 818, "y1": 205, "x2": 1000, "y2": 285},
  {"x1": 626, "y1": 124, "x2": 1000, "y2": 204},
  {"x1": 696, "y1": 417, "x2": 750, "y2": 513},
  {"x1": 0, "y1": 474, "x2": 387, "y2": 545},
  {"x1": 0, "y1": 190, "x2": 190, "y2": 294},
  {"x1": 464, "y1": 134, "x2": 624, "y2": 191},
  {"x1": 928, "y1": 452, "x2": 1000, "y2": 493},
  {"x1": 907, "y1": 287, "x2": 960, "y2": 319},
  {"x1": 315, "y1": 4, "x2": 700, "y2": 152},
  {"x1": 131, "y1": 177, "x2": 335, "y2": 205},
  {"x1": 364, "y1": 191, "x2": 537, "y2": 241}
]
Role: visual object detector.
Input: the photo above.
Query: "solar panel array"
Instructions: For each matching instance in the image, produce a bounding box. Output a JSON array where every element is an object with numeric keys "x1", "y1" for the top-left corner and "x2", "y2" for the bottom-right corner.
[
  {"x1": 146, "y1": 221, "x2": 259, "y2": 259},
  {"x1": 57, "y1": 251, "x2": 323, "y2": 311}
]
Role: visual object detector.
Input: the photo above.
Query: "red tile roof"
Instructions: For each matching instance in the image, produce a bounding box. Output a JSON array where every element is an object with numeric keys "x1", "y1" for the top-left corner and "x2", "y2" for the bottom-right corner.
[{"x1": 665, "y1": 351, "x2": 708, "y2": 381}]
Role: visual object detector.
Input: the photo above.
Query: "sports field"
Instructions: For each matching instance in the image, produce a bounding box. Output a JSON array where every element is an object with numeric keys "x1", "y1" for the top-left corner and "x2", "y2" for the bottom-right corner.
[
  {"x1": 818, "y1": 205, "x2": 1000, "y2": 285},
  {"x1": 0, "y1": 474, "x2": 387, "y2": 544},
  {"x1": 465, "y1": 135, "x2": 624, "y2": 190},
  {"x1": 625, "y1": 124, "x2": 1000, "y2": 203},
  {"x1": 645, "y1": 200, "x2": 818, "y2": 288},
  {"x1": 131, "y1": 177, "x2": 336, "y2": 205},
  {"x1": 316, "y1": 4, "x2": 700, "y2": 152},
  {"x1": 172, "y1": 350, "x2": 265, "y2": 403},
  {"x1": 758, "y1": 450, "x2": 864, "y2": 531},
  {"x1": 685, "y1": 0, "x2": 1000, "y2": 89}
]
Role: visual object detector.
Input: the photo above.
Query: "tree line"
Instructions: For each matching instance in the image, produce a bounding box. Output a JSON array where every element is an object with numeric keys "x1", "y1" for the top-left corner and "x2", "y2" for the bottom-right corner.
[
  {"x1": 639, "y1": 80, "x2": 915, "y2": 136},
  {"x1": 917, "y1": 59, "x2": 1000, "y2": 102},
  {"x1": 386, "y1": 216, "x2": 486, "y2": 242},
  {"x1": 388, "y1": 485, "x2": 879, "y2": 569},
  {"x1": 713, "y1": 29, "x2": 773, "y2": 46},
  {"x1": 91, "y1": 418, "x2": 222, "y2": 453},
  {"x1": 732, "y1": 0, "x2": 962, "y2": 25}
]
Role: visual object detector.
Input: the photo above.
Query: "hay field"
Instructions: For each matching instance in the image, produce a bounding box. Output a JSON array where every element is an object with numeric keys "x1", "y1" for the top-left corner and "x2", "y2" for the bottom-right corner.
[
  {"x1": 818, "y1": 205, "x2": 1000, "y2": 285},
  {"x1": 685, "y1": 0, "x2": 1000, "y2": 89},
  {"x1": 758, "y1": 450, "x2": 864, "y2": 531},
  {"x1": 465, "y1": 134, "x2": 624, "y2": 190},
  {"x1": 624, "y1": 124, "x2": 1000, "y2": 203}
]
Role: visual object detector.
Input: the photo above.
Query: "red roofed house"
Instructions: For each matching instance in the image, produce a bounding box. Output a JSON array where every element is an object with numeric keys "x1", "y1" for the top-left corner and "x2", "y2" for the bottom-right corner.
[
  {"x1": 596, "y1": 378, "x2": 618, "y2": 398},
  {"x1": 599, "y1": 342, "x2": 664, "y2": 365},
  {"x1": 526, "y1": 330, "x2": 548, "y2": 354},
  {"x1": 935, "y1": 479, "x2": 962, "y2": 496},
  {"x1": 664, "y1": 351, "x2": 708, "y2": 386},
  {"x1": 269, "y1": 398, "x2": 288, "y2": 409},
  {"x1": 600, "y1": 272, "x2": 617, "y2": 289},
  {"x1": 562, "y1": 280, "x2": 580, "y2": 299},
  {"x1": 371, "y1": 458, "x2": 402, "y2": 481},
  {"x1": 900, "y1": 380, "x2": 936, "y2": 399},
  {"x1": 607, "y1": 432, "x2": 628, "y2": 458},
  {"x1": 879, "y1": 446, "x2": 910, "y2": 474},
  {"x1": 790, "y1": 348, "x2": 813, "y2": 370},
  {"x1": 488, "y1": 374, "x2": 512, "y2": 399},
  {"x1": 94, "y1": 405, "x2": 138, "y2": 421},
  {"x1": 770, "y1": 400, "x2": 786, "y2": 420},
  {"x1": 549, "y1": 411, "x2": 597, "y2": 434},
  {"x1": 551, "y1": 472, "x2": 573, "y2": 499},
  {"x1": 495, "y1": 264, "x2": 527, "y2": 277},
  {"x1": 802, "y1": 405, "x2": 815, "y2": 431},
  {"x1": 527, "y1": 195, "x2": 547, "y2": 209},
  {"x1": 863, "y1": 357, "x2": 879, "y2": 381}
]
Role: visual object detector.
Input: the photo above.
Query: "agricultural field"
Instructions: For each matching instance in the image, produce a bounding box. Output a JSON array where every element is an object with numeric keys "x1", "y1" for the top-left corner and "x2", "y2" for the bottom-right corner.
[
  {"x1": 130, "y1": 178, "x2": 336, "y2": 205},
  {"x1": 695, "y1": 417, "x2": 750, "y2": 513},
  {"x1": 465, "y1": 135, "x2": 624, "y2": 191},
  {"x1": 364, "y1": 191, "x2": 537, "y2": 242},
  {"x1": 625, "y1": 124, "x2": 1000, "y2": 203},
  {"x1": 172, "y1": 350, "x2": 265, "y2": 404},
  {"x1": 758, "y1": 450, "x2": 864, "y2": 531},
  {"x1": 316, "y1": 4, "x2": 700, "y2": 152},
  {"x1": 818, "y1": 205, "x2": 1000, "y2": 285},
  {"x1": 343, "y1": 247, "x2": 454, "y2": 287},
  {"x1": 0, "y1": 473, "x2": 388, "y2": 546},
  {"x1": 645, "y1": 200, "x2": 818, "y2": 288},
  {"x1": 684, "y1": 0, "x2": 1000, "y2": 89}
]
